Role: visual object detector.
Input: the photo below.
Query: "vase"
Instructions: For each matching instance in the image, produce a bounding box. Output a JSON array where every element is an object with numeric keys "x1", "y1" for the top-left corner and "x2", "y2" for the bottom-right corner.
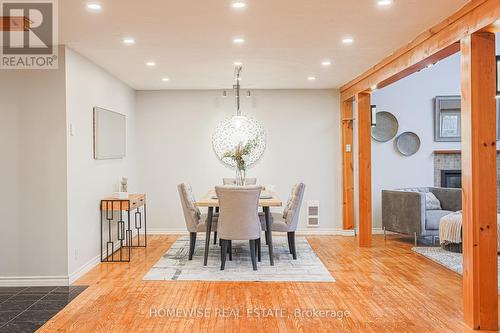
[{"x1": 235, "y1": 168, "x2": 246, "y2": 186}]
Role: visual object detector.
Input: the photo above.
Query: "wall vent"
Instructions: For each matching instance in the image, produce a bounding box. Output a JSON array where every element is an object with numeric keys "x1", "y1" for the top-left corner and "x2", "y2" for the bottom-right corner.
[{"x1": 307, "y1": 200, "x2": 320, "y2": 227}]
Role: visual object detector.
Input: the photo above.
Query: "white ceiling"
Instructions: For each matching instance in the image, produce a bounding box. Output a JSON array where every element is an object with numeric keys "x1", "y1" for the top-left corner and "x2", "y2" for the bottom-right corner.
[{"x1": 59, "y1": 0, "x2": 469, "y2": 90}]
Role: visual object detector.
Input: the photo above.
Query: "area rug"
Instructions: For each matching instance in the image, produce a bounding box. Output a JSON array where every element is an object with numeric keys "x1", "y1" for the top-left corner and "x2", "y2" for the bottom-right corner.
[
  {"x1": 412, "y1": 246, "x2": 500, "y2": 294},
  {"x1": 143, "y1": 236, "x2": 334, "y2": 282}
]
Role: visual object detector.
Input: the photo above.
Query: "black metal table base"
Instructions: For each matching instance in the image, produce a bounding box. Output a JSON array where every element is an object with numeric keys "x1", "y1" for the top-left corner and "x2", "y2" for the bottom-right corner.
[{"x1": 100, "y1": 200, "x2": 147, "y2": 263}]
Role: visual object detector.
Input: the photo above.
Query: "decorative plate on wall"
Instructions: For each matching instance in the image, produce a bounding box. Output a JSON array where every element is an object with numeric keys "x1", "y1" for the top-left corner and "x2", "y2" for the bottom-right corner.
[
  {"x1": 396, "y1": 132, "x2": 421, "y2": 156},
  {"x1": 371, "y1": 111, "x2": 399, "y2": 142}
]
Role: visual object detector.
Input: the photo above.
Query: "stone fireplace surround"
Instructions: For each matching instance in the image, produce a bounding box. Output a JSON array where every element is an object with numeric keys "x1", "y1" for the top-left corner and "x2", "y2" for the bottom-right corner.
[{"x1": 433, "y1": 151, "x2": 500, "y2": 212}]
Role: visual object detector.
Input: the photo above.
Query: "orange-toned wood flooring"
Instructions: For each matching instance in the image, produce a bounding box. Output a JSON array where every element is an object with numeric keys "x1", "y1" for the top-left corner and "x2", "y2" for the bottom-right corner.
[{"x1": 39, "y1": 235, "x2": 500, "y2": 332}]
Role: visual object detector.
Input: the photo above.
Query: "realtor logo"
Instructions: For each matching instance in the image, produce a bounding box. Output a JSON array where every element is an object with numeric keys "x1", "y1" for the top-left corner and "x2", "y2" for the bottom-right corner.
[{"x1": 0, "y1": 0, "x2": 58, "y2": 69}]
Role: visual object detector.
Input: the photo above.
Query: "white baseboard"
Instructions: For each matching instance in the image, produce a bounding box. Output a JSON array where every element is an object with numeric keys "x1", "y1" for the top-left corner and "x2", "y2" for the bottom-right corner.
[
  {"x1": 0, "y1": 276, "x2": 69, "y2": 287},
  {"x1": 69, "y1": 238, "x2": 126, "y2": 284},
  {"x1": 68, "y1": 253, "x2": 100, "y2": 285},
  {"x1": 147, "y1": 227, "x2": 356, "y2": 236},
  {"x1": 148, "y1": 228, "x2": 188, "y2": 235}
]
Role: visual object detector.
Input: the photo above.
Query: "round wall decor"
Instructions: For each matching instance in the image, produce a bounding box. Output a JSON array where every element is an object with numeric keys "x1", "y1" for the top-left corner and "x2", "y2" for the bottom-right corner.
[
  {"x1": 212, "y1": 116, "x2": 266, "y2": 169},
  {"x1": 371, "y1": 111, "x2": 399, "y2": 142},
  {"x1": 396, "y1": 131, "x2": 421, "y2": 156}
]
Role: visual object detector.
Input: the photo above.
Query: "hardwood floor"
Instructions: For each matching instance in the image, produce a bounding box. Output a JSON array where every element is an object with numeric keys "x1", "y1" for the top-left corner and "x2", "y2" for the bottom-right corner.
[{"x1": 39, "y1": 235, "x2": 500, "y2": 332}]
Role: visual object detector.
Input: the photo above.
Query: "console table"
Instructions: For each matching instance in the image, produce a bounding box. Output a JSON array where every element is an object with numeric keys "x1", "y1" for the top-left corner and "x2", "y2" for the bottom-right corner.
[{"x1": 100, "y1": 194, "x2": 147, "y2": 263}]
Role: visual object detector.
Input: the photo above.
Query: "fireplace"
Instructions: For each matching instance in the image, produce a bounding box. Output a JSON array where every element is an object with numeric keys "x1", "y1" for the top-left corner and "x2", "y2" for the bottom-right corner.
[{"x1": 441, "y1": 170, "x2": 462, "y2": 188}]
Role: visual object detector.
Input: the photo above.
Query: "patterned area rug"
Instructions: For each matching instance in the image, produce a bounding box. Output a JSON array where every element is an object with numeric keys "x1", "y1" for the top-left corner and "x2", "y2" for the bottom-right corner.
[
  {"x1": 144, "y1": 236, "x2": 335, "y2": 282},
  {"x1": 412, "y1": 246, "x2": 500, "y2": 294}
]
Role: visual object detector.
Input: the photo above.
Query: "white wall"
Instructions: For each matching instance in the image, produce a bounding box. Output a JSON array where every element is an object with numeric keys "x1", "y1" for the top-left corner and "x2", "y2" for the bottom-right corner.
[
  {"x1": 0, "y1": 47, "x2": 68, "y2": 279},
  {"x1": 65, "y1": 47, "x2": 136, "y2": 278},
  {"x1": 370, "y1": 54, "x2": 461, "y2": 228},
  {"x1": 135, "y1": 90, "x2": 342, "y2": 232}
]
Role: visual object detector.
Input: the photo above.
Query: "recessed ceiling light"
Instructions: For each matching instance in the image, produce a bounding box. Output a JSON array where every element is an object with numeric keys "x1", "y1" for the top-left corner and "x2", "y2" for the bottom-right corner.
[
  {"x1": 307, "y1": 76, "x2": 316, "y2": 81},
  {"x1": 321, "y1": 60, "x2": 332, "y2": 67},
  {"x1": 232, "y1": 2, "x2": 246, "y2": 9},
  {"x1": 494, "y1": 19, "x2": 500, "y2": 27},
  {"x1": 342, "y1": 37, "x2": 354, "y2": 45},
  {"x1": 371, "y1": 84, "x2": 378, "y2": 90},
  {"x1": 86, "y1": 3, "x2": 101, "y2": 10},
  {"x1": 122, "y1": 38, "x2": 135, "y2": 45},
  {"x1": 377, "y1": 0, "x2": 393, "y2": 7},
  {"x1": 146, "y1": 61, "x2": 156, "y2": 67},
  {"x1": 426, "y1": 63, "x2": 434, "y2": 68},
  {"x1": 161, "y1": 77, "x2": 170, "y2": 82},
  {"x1": 233, "y1": 37, "x2": 245, "y2": 44},
  {"x1": 234, "y1": 61, "x2": 243, "y2": 66}
]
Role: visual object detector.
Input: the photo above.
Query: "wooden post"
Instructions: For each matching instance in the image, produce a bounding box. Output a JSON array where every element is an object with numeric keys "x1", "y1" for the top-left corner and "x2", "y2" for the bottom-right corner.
[
  {"x1": 357, "y1": 92, "x2": 372, "y2": 247},
  {"x1": 342, "y1": 99, "x2": 355, "y2": 230},
  {"x1": 460, "y1": 31, "x2": 498, "y2": 330}
]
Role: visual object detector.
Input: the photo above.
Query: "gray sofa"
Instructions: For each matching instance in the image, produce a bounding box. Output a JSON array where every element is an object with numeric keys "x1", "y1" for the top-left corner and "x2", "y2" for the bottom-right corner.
[{"x1": 382, "y1": 187, "x2": 462, "y2": 245}]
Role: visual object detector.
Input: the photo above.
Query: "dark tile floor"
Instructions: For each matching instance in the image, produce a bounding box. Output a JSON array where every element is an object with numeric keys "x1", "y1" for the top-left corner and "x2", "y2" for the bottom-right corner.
[{"x1": 0, "y1": 286, "x2": 87, "y2": 333}]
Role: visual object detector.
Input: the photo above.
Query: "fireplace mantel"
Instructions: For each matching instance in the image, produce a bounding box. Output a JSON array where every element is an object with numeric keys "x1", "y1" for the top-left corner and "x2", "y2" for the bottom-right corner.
[
  {"x1": 433, "y1": 150, "x2": 461, "y2": 154},
  {"x1": 434, "y1": 149, "x2": 500, "y2": 154}
]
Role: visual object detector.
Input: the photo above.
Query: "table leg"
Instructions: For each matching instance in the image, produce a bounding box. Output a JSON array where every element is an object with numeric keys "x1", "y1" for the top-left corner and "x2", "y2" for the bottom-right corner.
[
  {"x1": 264, "y1": 206, "x2": 274, "y2": 266},
  {"x1": 203, "y1": 207, "x2": 214, "y2": 266}
]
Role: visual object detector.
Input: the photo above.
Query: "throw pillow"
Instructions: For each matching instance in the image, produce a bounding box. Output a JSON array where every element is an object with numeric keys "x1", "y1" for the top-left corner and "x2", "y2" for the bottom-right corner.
[{"x1": 425, "y1": 192, "x2": 442, "y2": 210}]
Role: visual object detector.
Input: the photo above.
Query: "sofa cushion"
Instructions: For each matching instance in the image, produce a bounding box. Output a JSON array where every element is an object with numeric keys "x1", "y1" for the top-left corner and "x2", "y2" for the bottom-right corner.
[
  {"x1": 425, "y1": 192, "x2": 442, "y2": 210},
  {"x1": 426, "y1": 210, "x2": 454, "y2": 230}
]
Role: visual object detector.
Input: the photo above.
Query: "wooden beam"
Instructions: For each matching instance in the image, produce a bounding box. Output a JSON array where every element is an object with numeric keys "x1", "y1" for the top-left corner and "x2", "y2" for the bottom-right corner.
[
  {"x1": 461, "y1": 31, "x2": 498, "y2": 330},
  {"x1": 357, "y1": 93, "x2": 372, "y2": 247},
  {"x1": 0, "y1": 16, "x2": 30, "y2": 31},
  {"x1": 340, "y1": 0, "x2": 500, "y2": 101},
  {"x1": 341, "y1": 100, "x2": 354, "y2": 230}
]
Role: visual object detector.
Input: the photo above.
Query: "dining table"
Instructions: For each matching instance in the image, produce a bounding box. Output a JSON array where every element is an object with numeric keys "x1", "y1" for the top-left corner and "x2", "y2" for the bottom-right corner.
[{"x1": 195, "y1": 189, "x2": 282, "y2": 266}]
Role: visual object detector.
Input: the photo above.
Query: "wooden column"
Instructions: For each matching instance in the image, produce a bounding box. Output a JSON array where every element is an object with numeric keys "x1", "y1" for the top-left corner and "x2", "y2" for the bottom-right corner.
[
  {"x1": 342, "y1": 99, "x2": 355, "y2": 230},
  {"x1": 460, "y1": 31, "x2": 498, "y2": 330},
  {"x1": 357, "y1": 92, "x2": 372, "y2": 247}
]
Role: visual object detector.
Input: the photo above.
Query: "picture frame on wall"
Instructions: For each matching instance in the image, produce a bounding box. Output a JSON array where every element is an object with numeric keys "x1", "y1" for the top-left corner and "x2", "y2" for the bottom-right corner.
[
  {"x1": 434, "y1": 95, "x2": 500, "y2": 142},
  {"x1": 434, "y1": 96, "x2": 461, "y2": 142}
]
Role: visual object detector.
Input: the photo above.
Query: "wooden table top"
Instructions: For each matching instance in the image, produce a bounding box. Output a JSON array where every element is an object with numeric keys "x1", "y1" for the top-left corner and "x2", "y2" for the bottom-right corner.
[
  {"x1": 101, "y1": 194, "x2": 146, "y2": 211},
  {"x1": 195, "y1": 189, "x2": 282, "y2": 208}
]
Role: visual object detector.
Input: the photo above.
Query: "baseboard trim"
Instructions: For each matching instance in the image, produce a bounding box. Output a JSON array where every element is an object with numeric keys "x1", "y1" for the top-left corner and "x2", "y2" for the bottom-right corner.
[
  {"x1": 68, "y1": 253, "x2": 101, "y2": 285},
  {"x1": 148, "y1": 227, "x2": 357, "y2": 236},
  {"x1": 0, "y1": 276, "x2": 69, "y2": 287},
  {"x1": 69, "y1": 239, "x2": 124, "y2": 285}
]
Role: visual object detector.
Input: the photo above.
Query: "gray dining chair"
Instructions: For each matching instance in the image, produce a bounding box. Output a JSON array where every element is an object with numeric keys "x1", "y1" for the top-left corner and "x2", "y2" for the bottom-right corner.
[
  {"x1": 177, "y1": 183, "x2": 218, "y2": 260},
  {"x1": 222, "y1": 178, "x2": 257, "y2": 185},
  {"x1": 260, "y1": 183, "x2": 305, "y2": 259},
  {"x1": 215, "y1": 185, "x2": 262, "y2": 270}
]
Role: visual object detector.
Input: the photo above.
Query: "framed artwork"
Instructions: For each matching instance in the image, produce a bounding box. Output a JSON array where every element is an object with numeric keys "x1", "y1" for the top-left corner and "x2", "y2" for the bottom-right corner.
[{"x1": 434, "y1": 96, "x2": 461, "y2": 142}]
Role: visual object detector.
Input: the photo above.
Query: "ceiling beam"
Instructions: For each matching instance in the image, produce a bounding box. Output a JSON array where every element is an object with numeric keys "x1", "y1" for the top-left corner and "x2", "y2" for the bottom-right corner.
[{"x1": 340, "y1": 0, "x2": 500, "y2": 101}]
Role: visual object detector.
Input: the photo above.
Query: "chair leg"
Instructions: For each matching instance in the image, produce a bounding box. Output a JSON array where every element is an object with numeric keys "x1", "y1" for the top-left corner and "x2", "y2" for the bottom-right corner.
[
  {"x1": 220, "y1": 239, "x2": 227, "y2": 270},
  {"x1": 257, "y1": 238, "x2": 261, "y2": 262},
  {"x1": 414, "y1": 232, "x2": 417, "y2": 247},
  {"x1": 287, "y1": 232, "x2": 293, "y2": 254},
  {"x1": 213, "y1": 231, "x2": 217, "y2": 245},
  {"x1": 383, "y1": 226, "x2": 386, "y2": 240},
  {"x1": 228, "y1": 240, "x2": 232, "y2": 261},
  {"x1": 249, "y1": 240, "x2": 257, "y2": 271},
  {"x1": 265, "y1": 230, "x2": 269, "y2": 245},
  {"x1": 189, "y1": 232, "x2": 196, "y2": 260},
  {"x1": 288, "y1": 232, "x2": 297, "y2": 260}
]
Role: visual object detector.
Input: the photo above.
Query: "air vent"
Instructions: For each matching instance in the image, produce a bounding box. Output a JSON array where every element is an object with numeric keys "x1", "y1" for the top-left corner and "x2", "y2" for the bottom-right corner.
[{"x1": 307, "y1": 200, "x2": 320, "y2": 227}]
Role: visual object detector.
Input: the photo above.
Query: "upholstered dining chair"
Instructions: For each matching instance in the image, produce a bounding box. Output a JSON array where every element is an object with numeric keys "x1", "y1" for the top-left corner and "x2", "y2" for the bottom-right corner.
[
  {"x1": 260, "y1": 183, "x2": 305, "y2": 259},
  {"x1": 222, "y1": 178, "x2": 257, "y2": 185},
  {"x1": 177, "y1": 183, "x2": 218, "y2": 260},
  {"x1": 215, "y1": 185, "x2": 262, "y2": 270}
]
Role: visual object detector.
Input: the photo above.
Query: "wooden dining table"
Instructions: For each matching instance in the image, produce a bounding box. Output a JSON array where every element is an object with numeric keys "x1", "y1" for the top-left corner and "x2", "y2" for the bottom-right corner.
[{"x1": 195, "y1": 189, "x2": 282, "y2": 266}]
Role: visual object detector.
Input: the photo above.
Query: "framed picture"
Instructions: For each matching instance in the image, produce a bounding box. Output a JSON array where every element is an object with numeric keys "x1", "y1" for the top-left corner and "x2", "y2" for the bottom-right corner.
[{"x1": 434, "y1": 96, "x2": 461, "y2": 142}]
